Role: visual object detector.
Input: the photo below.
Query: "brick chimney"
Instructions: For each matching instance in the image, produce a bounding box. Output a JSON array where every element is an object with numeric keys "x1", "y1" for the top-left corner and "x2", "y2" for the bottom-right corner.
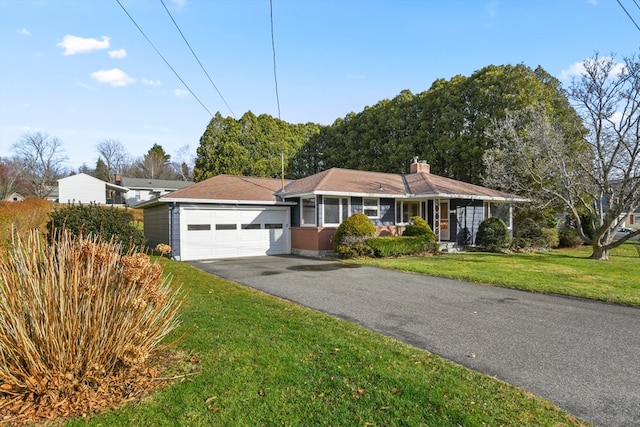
[{"x1": 410, "y1": 157, "x2": 430, "y2": 174}]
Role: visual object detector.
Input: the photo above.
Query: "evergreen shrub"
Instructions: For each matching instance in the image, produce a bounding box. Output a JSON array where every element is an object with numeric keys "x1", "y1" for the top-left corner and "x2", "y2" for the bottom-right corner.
[
  {"x1": 333, "y1": 213, "x2": 376, "y2": 258},
  {"x1": 559, "y1": 228, "x2": 583, "y2": 248},
  {"x1": 368, "y1": 236, "x2": 438, "y2": 257},
  {"x1": 475, "y1": 217, "x2": 511, "y2": 252},
  {"x1": 47, "y1": 204, "x2": 146, "y2": 253}
]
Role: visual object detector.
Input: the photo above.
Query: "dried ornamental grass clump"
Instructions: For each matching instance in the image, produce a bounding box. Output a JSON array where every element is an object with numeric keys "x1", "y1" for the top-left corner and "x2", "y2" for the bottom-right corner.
[{"x1": 0, "y1": 230, "x2": 183, "y2": 425}]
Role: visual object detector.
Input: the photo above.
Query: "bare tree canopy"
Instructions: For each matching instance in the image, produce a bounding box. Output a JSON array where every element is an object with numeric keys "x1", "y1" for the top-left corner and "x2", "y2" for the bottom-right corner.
[
  {"x1": 12, "y1": 132, "x2": 68, "y2": 199},
  {"x1": 484, "y1": 52, "x2": 640, "y2": 260},
  {"x1": 130, "y1": 144, "x2": 176, "y2": 180},
  {"x1": 96, "y1": 139, "x2": 130, "y2": 182}
]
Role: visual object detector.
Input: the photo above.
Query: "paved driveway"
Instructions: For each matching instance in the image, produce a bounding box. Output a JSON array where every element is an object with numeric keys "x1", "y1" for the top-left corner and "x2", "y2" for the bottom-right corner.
[{"x1": 189, "y1": 255, "x2": 640, "y2": 427}]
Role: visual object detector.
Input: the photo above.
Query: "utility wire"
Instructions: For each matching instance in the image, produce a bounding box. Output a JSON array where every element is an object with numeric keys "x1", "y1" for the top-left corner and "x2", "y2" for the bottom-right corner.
[
  {"x1": 160, "y1": 0, "x2": 237, "y2": 118},
  {"x1": 270, "y1": 0, "x2": 281, "y2": 119},
  {"x1": 617, "y1": 0, "x2": 640, "y2": 31},
  {"x1": 115, "y1": 0, "x2": 215, "y2": 117},
  {"x1": 633, "y1": 0, "x2": 640, "y2": 11}
]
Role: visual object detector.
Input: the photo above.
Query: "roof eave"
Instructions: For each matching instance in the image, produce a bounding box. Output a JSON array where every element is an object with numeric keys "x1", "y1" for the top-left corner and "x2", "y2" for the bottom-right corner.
[{"x1": 138, "y1": 197, "x2": 295, "y2": 208}]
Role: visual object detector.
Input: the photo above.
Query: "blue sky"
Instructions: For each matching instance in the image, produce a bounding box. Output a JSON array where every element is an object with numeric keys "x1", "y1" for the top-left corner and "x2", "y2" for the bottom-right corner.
[{"x1": 0, "y1": 0, "x2": 638, "y2": 170}]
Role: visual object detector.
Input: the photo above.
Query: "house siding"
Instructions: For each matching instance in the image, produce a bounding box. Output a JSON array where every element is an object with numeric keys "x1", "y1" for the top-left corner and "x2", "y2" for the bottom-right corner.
[
  {"x1": 289, "y1": 198, "x2": 301, "y2": 227},
  {"x1": 380, "y1": 198, "x2": 395, "y2": 225},
  {"x1": 59, "y1": 174, "x2": 107, "y2": 205},
  {"x1": 143, "y1": 205, "x2": 170, "y2": 250}
]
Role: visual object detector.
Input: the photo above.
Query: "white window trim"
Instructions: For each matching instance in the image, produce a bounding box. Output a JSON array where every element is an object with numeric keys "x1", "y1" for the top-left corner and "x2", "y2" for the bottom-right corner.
[
  {"x1": 301, "y1": 196, "x2": 317, "y2": 227},
  {"x1": 363, "y1": 198, "x2": 380, "y2": 219},
  {"x1": 396, "y1": 200, "x2": 422, "y2": 224}
]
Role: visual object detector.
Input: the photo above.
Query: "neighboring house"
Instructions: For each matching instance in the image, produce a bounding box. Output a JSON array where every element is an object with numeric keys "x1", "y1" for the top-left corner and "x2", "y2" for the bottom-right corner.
[
  {"x1": 139, "y1": 160, "x2": 527, "y2": 261},
  {"x1": 622, "y1": 210, "x2": 640, "y2": 229},
  {"x1": 116, "y1": 176, "x2": 194, "y2": 206},
  {"x1": 2, "y1": 192, "x2": 25, "y2": 202},
  {"x1": 58, "y1": 173, "x2": 128, "y2": 205}
]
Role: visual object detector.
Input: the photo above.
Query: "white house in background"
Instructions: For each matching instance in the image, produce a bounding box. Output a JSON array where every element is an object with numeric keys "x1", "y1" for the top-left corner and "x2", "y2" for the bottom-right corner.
[
  {"x1": 2, "y1": 192, "x2": 25, "y2": 202},
  {"x1": 116, "y1": 176, "x2": 193, "y2": 206},
  {"x1": 58, "y1": 173, "x2": 129, "y2": 205}
]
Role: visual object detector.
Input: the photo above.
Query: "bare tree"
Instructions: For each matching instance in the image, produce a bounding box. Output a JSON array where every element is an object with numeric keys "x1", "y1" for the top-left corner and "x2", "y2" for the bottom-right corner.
[
  {"x1": 131, "y1": 144, "x2": 176, "y2": 180},
  {"x1": 0, "y1": 157, "x2": 23, "y2": 199},
  {"x1": 96, "y1": 139, "x2": 130, "y2": 182},
  {"x1": 171, "y1": 144, "x2": 195, "y2": 181},
  {"x1": 12, "y1": 132, "x2": 68, "y2": 199},
  {"x1": 484, "y1": 52, "x2": 640, "y2": 260}
]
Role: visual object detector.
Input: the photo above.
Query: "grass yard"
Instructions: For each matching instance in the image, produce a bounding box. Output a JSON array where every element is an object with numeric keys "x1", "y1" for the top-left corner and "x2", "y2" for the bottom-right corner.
[
  {"x1": 355, "y1": 243, "x2": 640, "y2": 307},
  {"x1": 67, "y1": 258, "x2": 588, "y2": 426}
]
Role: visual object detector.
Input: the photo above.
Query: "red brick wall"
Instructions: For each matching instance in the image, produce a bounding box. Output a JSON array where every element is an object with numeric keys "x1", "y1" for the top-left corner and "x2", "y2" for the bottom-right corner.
[{"x1": 291, "y1": 225, "x2": 405, "y2": 252}]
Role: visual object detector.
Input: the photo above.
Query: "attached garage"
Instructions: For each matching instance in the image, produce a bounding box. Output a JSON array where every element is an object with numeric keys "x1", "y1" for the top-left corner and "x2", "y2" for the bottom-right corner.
[
  {"x1": 180, "y1": 207, "x2": 290, "y2": 260},
  {"x1": 138, "y1": 175, "x2": 294, "y2": 261}
]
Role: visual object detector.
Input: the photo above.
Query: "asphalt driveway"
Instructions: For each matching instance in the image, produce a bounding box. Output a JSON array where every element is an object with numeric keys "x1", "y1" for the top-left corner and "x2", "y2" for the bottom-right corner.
[{"x1": 189, "y1": 255, "x2": 640, "y2": 427}]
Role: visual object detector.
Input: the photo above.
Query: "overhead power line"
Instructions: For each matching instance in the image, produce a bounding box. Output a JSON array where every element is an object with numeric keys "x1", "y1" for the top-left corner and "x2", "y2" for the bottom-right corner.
[
  {"x1": 159, "y1": 0, "x2": 237, "y2": 118},
  {"x1": 115, "y1": 0, "x2": 215, "y2": 117},
  {"x1": 617, "y1": 0, "x2": 640, "y2": 32},
  {"x1": 270, "y1": 0, "x2": 282, "y2": 119}
]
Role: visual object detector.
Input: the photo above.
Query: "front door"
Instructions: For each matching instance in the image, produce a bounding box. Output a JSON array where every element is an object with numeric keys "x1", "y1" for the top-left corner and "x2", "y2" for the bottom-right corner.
[{"x1": 434, "y1": 200, "x2": 450, "y2": 241}]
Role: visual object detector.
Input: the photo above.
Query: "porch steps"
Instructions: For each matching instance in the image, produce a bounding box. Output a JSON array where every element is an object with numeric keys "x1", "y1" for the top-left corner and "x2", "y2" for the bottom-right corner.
[{"x1": 439, "y1": 242, "x2": 461, "y2": 253}]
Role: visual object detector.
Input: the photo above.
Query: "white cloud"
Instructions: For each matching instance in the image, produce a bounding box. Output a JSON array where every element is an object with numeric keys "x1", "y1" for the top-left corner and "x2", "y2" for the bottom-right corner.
[
  {"x1": 559, "y1": 61, "x2": 586, "y2": 80},
  {"x1": 347, "y1": 73, "x2": 365, "y2": 79},
  {"x1": 143, "y1": 78, "x2": 162, "y2": 86},
  {"x1": 174, "y1": 89, "x2": 190, "y2": 97},
  {"x1": 17, "y1": 28, "x2": 31, "y2": 36},
  {"x1": 560, "y1": 57, "x2": 627, "y2": 80},
  {"x1": 57, "y1": 35, "x2": 110, "y2": 56},
  {"x1": 172, "y1": 0, "x2": 186, "y2": 6},
  {"x1": 108, "y1": 48, "x2": 127, "y2": 59},
  {"x1": 91, "y1": 68, "x2": 135, "y2": 87}
]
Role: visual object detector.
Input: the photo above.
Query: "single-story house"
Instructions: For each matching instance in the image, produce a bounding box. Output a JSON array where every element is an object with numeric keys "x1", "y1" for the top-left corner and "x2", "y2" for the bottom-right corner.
[
  {"x1": 58, "y1": 173, "x2": 128, "y2": 205},
  {"x1": 139, "y1": 160, "x2": 527, "y2": 261},
  {"x1": 115, "y1": 176, "x2": 194, "y2": 206}
]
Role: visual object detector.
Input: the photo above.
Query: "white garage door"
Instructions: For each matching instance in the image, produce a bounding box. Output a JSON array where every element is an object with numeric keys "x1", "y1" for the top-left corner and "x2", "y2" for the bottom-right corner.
[{"x1": 180, "y1": 207, "x2": 290, "y2": 261}]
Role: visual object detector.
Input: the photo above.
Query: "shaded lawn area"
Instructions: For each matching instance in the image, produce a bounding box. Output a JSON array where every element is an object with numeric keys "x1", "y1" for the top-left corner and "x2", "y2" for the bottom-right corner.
[
  {"x1": 67, "y1": 259, "x2": 588, "y2": 426},
  {"x1": 354, "y1": 243, "x2": 640, "y2": 307}
]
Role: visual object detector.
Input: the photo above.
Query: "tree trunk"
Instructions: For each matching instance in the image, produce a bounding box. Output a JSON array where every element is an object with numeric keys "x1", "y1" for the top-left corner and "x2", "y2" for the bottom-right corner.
[{"x1": 590, "y1": 244, "x2": 609, "y2": 260}]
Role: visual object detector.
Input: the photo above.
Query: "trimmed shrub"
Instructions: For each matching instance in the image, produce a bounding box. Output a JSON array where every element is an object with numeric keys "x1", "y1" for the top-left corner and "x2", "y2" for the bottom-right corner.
[
  {"x1": 404, "y1": 216, "x2": 438, "y2": 242},
  {"x1": 47, "y1": 204, "x2": 146, "y2": 253},
  {"x1": 0, "y1": 230, "x2": 182, "y2": 424},
  {"x1": 403, "y1": 216, "x2": 430, "y2": 237},
  {"x1": 368, "y1": 236, "x2": 439, "y2": 257},
  {"x1": 475, "y1": 217, "x2": 511, "y2": 252},
  {"x1": 559, "y1": 227, "x2": 583, "y2": 248},
  {"x1": 333, "y1": 213, "x2": 376, "y2": 258}
]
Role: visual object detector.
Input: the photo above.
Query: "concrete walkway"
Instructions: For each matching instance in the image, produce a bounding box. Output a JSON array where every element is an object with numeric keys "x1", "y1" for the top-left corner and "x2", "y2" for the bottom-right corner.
[{"x1": 189, "y1": 255, "x2": 640, "y2": 427}]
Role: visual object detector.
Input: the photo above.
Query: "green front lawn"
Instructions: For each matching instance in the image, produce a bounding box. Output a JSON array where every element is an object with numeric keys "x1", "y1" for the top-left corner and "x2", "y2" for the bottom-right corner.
[
  {"x1": 355, "y1": 243, "x2": 640, "y2": 307},
  {"x1": 67, "y1": 258, "x2": 588, "y2": 426}
]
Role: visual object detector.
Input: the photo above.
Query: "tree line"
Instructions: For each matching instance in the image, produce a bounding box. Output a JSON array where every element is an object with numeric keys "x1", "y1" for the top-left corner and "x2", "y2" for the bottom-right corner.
[{"x1": 0, "y1": 138, "x2": 195, "y2": 200}]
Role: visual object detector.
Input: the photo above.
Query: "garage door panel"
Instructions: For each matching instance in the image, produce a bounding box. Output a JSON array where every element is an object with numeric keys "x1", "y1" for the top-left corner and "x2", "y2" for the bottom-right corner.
[{"x1": 181, "y1": 207, "x2": 290, "y2": 260}]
